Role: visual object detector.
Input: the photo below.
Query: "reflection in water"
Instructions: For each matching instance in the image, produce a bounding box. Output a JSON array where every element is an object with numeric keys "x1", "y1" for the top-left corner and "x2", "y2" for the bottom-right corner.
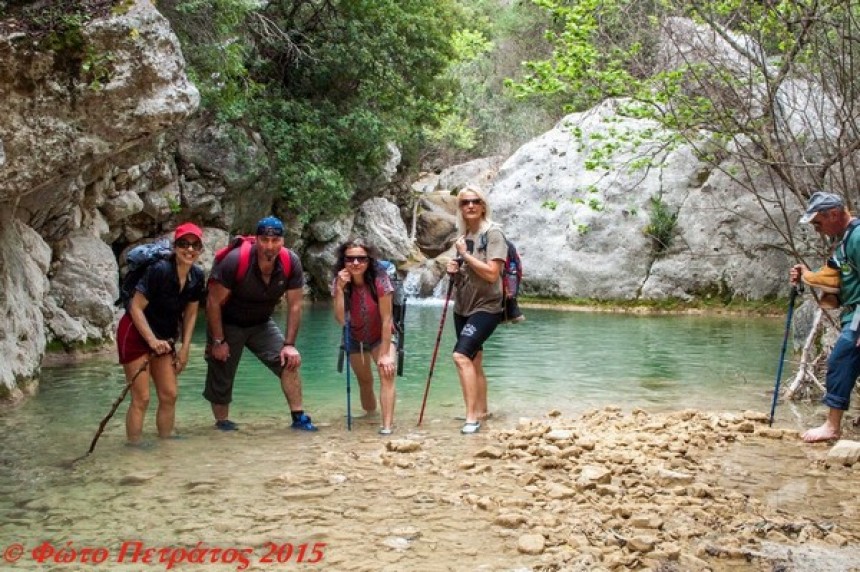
[{"x1": 3, "y1": 303, "x2": 845, "y2": 569}]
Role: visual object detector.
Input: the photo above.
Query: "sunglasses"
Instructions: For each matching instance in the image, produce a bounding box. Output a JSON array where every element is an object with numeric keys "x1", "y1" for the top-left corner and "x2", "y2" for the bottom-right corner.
[
  {"x1": 345, "y1": 255, "x2": 369, "y2": 264},
  {"x1": 175, "y1": 240, "x2": 204, "y2": 251},
  {"x1": 459, "y1": 198, "x2": 483, "y2": 207}
]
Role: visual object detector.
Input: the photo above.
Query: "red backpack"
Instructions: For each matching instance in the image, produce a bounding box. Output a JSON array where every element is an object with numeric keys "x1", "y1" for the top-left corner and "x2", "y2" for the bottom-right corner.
[{"x1": 211, "y1": 236, "x2": 292, "y2": 285}]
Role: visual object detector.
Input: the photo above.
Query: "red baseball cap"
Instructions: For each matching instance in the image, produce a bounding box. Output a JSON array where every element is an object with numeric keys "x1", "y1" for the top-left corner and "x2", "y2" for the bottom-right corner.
[{"x1": 174, "y1": 222, "x2": 203, "y2": 241}]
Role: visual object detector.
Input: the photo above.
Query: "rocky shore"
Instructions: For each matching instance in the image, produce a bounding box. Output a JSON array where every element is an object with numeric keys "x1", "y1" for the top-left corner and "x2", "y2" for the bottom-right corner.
[
  {"x1": 10, "y1": 405, "x2": 859, "y2": 572},
  {"x1": 363, "y1": 407, "x2": 860, "y2": 571}
]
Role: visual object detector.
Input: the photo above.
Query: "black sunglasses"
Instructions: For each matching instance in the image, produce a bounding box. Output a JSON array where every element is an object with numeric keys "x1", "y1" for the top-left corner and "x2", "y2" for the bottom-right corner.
[
  {"x1": 345, "y1": 255, "x2": 369, "y2": 264},
  {"x1": 459, "y1": 198, "x2": 483, "y2": 207},
  {"x1": 175, "y1": 240, "x2": 204, "y2": 251}
]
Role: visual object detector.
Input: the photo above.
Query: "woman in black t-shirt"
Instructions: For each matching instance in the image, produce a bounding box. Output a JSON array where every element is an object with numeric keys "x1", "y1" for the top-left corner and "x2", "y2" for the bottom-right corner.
[{"x1": 116, "y1": 222, "x2": 206, "y2": 443}]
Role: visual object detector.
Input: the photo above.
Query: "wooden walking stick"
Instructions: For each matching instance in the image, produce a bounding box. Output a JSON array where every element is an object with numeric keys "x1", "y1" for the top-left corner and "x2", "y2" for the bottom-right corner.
[
  {"x1": 417, "y1": 278, "x2": 455, "y2": 426},
  {"x1": 68, "y1": 357, "x2": 151, "y2": 465}
]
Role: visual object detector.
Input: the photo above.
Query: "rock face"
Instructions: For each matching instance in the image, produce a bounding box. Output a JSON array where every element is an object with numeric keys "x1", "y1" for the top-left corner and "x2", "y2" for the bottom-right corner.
[
  {"x1": 487, "y1": 98, "x2": 798, "y2": 301},
  {"x1": 0, "y1": 1, "x2": 199, "y2": 208},
  {"x1": 0, "y1": 214, "x2": 51, "y2": 402},
  {"x1": 0, "y1": 1, "x2": 199, "y2": 396},
  {"x1": 45, "y1": 232, "x2": 119, "y2": 344}
]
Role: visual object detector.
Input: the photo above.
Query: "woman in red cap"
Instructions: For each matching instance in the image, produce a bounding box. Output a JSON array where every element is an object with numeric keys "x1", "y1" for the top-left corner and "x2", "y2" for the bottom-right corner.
[{"x1": 116, "y1": 222, "x2": 206, "y2": 443}]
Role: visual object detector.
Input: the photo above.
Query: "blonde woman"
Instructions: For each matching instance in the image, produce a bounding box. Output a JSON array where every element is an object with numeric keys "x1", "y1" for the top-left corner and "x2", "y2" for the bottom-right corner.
[{"x1": 445, "y1": 186, "x2": 506, "y2": 434}]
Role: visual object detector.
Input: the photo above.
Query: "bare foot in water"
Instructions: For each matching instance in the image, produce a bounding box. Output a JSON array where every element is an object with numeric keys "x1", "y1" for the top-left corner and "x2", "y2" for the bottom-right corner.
[{"x1": 801, "y1": 424, "x2": 841, "y2": 443}]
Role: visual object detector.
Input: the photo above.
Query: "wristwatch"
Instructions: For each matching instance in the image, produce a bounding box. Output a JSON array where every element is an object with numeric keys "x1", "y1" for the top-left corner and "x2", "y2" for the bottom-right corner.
[{"x1": 213, "y1": 338, "x2": 225, "y2": 346}]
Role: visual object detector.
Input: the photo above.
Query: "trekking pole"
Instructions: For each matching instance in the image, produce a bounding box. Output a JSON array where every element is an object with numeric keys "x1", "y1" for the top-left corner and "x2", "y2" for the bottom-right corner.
[
  {"x1": 769, "y1": 284, "x2": 801, "y2": 426},
  {"x1": 344, "y1": 288, "x2": 353, "y2": 431},
  {"x1": 417, "y1": 276, "x2": 455, "y2": 426}
]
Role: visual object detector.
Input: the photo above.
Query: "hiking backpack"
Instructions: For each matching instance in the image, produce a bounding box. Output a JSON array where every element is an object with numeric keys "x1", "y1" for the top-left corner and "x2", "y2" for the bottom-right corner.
[
  {"x1": 478, "y1": 230, "x2": 524, "y2": 323},
  {"x1": 116, "y1": 238, "x2": 173, "y2": 309},
  {"x1": 211, "y1": 235, "x2": 291, "y2": 287},
  {"x1": 375, "y1": 260, "x2": 407, "y2": 376}
]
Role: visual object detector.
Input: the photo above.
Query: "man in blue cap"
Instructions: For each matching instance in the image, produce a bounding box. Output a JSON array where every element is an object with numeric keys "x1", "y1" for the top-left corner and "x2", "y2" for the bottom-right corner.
[
  {"x1": 790, "y1": 191, "x2": 860, "y2": 442},
  {"x1": 205, "y1": 216, "x2": 317, "y2": 431}
]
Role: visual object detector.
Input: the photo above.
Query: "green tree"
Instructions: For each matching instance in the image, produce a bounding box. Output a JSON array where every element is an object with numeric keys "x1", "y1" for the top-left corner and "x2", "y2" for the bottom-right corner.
[
  {"x1": 248, "y1": 0, "x2": 464, "y2": 222},
  {"x1": 512, "y1": 0, "x2": 860, "y2": 258},
  {"x1": 162, "y1": 0, "x2": 466, "y2": 223},
  {"x1": 424, "y1": 0, "x2": 564, "y2": 165},
  {"x1": 158, "y1": 0, "x2": 261, "y2": 120}
]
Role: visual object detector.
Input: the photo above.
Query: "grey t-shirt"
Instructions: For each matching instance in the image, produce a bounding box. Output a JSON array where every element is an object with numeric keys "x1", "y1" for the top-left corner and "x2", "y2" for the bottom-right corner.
[{"x1": 453, "y1": 226, "x2": 506, "y2": 316}]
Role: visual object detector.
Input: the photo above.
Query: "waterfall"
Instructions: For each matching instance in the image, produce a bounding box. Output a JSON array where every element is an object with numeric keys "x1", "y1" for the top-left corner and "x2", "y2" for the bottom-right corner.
[
  {"x1": 402, "y1": 270, "x2": 422, "y2": 299},
  {"x1": 401, "y1": 268, "x2": 449, "y2": 305}
]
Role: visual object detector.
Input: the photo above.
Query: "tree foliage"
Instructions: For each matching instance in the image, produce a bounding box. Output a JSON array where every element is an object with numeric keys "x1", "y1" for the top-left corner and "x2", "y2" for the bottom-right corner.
[
  {"x1": 161, "y1": 0, "x2": 465, "y2": 223},
  {"x1": 514, "y1": 0, "x2": 860, "y2": 263},
  {"x1": 423, "y1": 0, "x2": 564, "y2": 165}
]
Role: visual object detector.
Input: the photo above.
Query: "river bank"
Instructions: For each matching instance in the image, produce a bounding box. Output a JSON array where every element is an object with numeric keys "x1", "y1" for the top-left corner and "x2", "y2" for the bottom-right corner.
[
  {"x1": 39, "y1": 406, "x2": 856, "y2": 572},
  {"x1": 520, "y1": 297, "x2": 787, "y2": 318}
]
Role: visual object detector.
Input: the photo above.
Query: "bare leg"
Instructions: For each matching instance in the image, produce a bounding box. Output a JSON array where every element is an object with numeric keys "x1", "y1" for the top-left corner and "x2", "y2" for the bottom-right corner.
[
  {"x1": 349, "y1": 352, "x2": 377, "y2": 414},
  {"x1": 150, "y1": 355, "x2": 178, "y2": 438},
  {"x1": 802, "y1": 408, "x2": 843, "y2": 443},
  {"x1": 281, "y1": 368, "x2": 305, "y2": 412},
  {"x1": 374, "y1": 344, "x2": 397, "y2": 429},
  {"x1": 473, "y1": 351, "x2": 488, "y2": 420},
  {"x1": 454, "y1": 352, "x2": 481, "y2": 422},
  {"x1": 211, "y1": 403, "x2": 230, "y2": 422},
  {"x1": 124, "y1": 355, "x2": 151, "y2": 443}
]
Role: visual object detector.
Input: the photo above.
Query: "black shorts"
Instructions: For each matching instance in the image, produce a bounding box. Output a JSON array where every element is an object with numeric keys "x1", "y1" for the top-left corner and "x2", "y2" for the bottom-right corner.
[{"x1": 453, "y1": 311, "x2": 502, "y2": 359}]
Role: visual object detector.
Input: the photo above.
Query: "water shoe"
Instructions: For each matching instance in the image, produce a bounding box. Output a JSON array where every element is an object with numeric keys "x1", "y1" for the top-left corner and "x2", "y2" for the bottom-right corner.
[
  {"x1": 215, "y1": 420, "x2": 238, "y2": 431},
  {"x1": 460, "y1": 421, "x2": 481, "y2": 435},
  {"x1": 291, "y1": 414, "x2": 318, "y2": 431}
]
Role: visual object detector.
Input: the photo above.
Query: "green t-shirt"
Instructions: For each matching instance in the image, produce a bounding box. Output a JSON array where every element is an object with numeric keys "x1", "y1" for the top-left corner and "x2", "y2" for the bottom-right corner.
[
  {"x1": 453, "y1": 227, "x2": 507, "y2": 316},
  {"x1": 834, "y1": 220, "x2": 860, "y2": 324}
]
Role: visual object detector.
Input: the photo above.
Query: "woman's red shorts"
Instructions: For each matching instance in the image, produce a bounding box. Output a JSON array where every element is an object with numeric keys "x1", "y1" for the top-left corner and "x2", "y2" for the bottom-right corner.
[{"x1": 116, "y1": 313, "x2": 150, "y2": 364}]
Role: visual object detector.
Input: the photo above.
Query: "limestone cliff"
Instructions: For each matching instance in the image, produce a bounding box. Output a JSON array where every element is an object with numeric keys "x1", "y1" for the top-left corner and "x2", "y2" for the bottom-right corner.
[{"x1": 0, "y1": 0, "x2": 198, "y2": 401}]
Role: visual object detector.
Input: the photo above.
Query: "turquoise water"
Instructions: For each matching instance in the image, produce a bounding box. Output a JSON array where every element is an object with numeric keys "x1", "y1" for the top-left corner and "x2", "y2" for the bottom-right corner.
[
  {"x1": 0, "y1": 302, "x2": 798, "y2": 569},
  {"x1": 5, "y1": 302, "x2": 785, "y2": 451}
]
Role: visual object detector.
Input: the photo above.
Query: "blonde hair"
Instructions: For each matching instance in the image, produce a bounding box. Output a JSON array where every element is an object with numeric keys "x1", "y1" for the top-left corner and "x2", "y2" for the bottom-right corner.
[{"x1": 455, "y1": 185, "x2": 494, "y2": 235}]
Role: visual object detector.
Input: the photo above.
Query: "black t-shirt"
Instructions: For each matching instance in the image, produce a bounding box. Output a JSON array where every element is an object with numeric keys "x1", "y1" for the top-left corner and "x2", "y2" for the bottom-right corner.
[
  {"x1": 136, "y1": 258, "x2": 206, "y2": 339},
  {"x1": 210, "y1": 247, "x2": 303, "y2": 327}
]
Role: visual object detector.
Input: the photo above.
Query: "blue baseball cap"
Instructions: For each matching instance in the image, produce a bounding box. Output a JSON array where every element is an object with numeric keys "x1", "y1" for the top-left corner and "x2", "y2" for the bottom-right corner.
[
  {"x1": 256, "y1": 216, "x2": 284, "y2": 237},
  {"x1": 800, "y1": 192, "x2": 844, "y2": 223}
]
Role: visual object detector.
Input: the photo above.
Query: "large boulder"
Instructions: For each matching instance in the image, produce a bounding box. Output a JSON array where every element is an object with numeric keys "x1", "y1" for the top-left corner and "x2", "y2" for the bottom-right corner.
[
  {"x1": 415, "y1": 192, "x2": 458, "y2": 257},
  {"x1": 0, "y1": 215, "x2": 51, "y2": 401},
  {"x1": 0, "y1": 1, "x2": 199, "y2": 210},
  {"x1": 487, "y1": 98, "x2": 795, "y2": 300},
  {"x1": 352, "y1": 198, "x2": 411, "y2": 263},
  {"x1": 45, "y1": 232, "x2": 119, "y2": 345},
  {"x1": 303, "y1": 199, "x2": 414, "y2": 295}
]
